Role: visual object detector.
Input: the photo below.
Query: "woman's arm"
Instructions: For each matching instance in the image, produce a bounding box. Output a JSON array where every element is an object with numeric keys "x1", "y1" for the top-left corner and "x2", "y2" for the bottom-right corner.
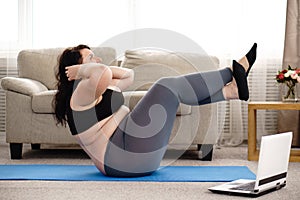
[
  {"x1": 66, "y1": 63, "x2": 112, "y2": 108},
  {"x1": 108, "y1": 66, "x2": 134, "y2": 91}
]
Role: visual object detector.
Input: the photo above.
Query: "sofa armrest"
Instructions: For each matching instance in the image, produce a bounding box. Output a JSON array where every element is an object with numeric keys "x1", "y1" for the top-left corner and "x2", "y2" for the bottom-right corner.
[{"x1": 1, "y1": 77, "x2": 48, "y2": 96}]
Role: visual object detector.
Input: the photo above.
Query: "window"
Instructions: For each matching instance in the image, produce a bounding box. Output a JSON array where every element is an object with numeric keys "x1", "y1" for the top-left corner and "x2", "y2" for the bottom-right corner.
[
  {"x1": 0, "y1": 0, "x2": 287, "y2": 142},
  {"x1": 32, "y1": 0, "x2": 133, "y2": 48},
  {"x1": 0, "y1": 0, "x2": 18, "y2": 50}
]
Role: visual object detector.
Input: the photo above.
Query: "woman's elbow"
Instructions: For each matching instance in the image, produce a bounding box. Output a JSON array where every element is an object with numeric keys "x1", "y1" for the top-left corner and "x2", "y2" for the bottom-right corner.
[{"x1": 128, "y1": 69, "x2": 135, "y2": 85}]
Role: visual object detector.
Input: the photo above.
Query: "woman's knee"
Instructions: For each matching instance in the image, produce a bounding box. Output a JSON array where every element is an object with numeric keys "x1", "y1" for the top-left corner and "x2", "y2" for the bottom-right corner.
[{"x1": 155, "y1": 77, "x2": 177, "y2": 90}]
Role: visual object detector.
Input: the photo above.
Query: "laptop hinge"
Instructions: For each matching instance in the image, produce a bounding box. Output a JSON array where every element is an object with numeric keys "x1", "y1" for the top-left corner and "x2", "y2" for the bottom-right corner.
[{"x1": 258, "y1": 172, "x2": 287, "y2": 186}]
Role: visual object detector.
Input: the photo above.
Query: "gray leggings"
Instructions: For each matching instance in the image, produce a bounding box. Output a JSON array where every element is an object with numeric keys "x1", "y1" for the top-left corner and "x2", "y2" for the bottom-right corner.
[{"x1": 104, "y1": 67, "x2": 232, "y2": 177}]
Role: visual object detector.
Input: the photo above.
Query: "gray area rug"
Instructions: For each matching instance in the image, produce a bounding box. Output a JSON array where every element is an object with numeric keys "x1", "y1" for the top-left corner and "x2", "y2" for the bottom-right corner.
[{"x1": 0, "y1": 132, "x2": 299, "y2": 200}]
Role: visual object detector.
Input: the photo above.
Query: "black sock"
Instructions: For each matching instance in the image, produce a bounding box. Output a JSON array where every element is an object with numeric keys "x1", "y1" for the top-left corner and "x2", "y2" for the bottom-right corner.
[
  {"x1": 232, "y1": 60, "x2": 249, "y2": 101},
  {"x1": 245, "y1": 43, "x2": 257, "y2": 75}
]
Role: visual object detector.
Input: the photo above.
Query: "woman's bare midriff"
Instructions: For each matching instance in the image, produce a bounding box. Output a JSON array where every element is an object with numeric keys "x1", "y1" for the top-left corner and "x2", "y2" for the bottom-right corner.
[
  {"x1": 70, "y1": 83, "x2": 130, "y2": 175},
  {"x1": 72, "y1": 105, "x2": 129, "y2": 175},
  {"x1": 74, "y1": 115, "x2": 115, "y2": 175}
]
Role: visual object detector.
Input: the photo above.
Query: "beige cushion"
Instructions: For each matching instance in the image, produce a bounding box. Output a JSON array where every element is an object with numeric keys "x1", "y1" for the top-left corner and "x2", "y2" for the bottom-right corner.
[
  {"x1": 18, "y1": 47, "x2": 117, "y2": 90},
  {"x1": 121, "y1": 49, "x2": 219, "y2": 91},
  {"x1": 123, "y1": 91, "x2": 191, "y2": 116},
  {"x1": 31, "y1": 90, "x2": 191, "y2": 115}
]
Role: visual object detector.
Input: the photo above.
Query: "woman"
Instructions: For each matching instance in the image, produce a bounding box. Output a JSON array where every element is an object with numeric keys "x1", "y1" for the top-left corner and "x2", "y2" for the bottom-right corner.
[{"x1": 54, "y1": 43, "x2": 257, "y2": 177}]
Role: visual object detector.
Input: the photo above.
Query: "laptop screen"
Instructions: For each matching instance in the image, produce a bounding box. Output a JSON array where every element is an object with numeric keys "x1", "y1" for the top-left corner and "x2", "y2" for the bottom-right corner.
[{"x1": 255, "y1": 132, "x2": 292, "y2": 188}]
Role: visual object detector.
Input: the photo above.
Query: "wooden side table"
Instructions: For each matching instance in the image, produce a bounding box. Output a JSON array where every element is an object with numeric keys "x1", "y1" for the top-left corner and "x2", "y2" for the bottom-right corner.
[{"x1": 248, "y1": 101, "x2": 300, "y2": 162}]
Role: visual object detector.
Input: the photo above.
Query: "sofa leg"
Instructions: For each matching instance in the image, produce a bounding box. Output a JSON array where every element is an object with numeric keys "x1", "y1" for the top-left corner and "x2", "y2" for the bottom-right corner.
[
  {"x1": 197, "y1": 144, "x2": 213, "y2": 161},
  {"x1": 31, "y1": 144, "x2": 41, "y2": 150},
  {"x1": 10, "y1": 143, "x2": 23, "y2": 159}
]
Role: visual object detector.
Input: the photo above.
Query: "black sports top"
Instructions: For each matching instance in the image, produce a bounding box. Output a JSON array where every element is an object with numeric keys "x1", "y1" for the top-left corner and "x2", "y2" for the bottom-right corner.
[{"x1": 66, "y1": 88, "x2": 124, "y2": 135}]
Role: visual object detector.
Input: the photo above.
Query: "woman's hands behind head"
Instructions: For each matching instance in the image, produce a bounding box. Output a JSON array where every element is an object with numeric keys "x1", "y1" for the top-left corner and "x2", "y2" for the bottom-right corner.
[
  {"x1": 65, "y1": 63, "x2": 111, "y2": 82},
  {"x1": 68, "y1": 64, "x2": 113, "y2": 108},
  {"x1": 65, "y1": 65, "x2": 81, "y2": 81}
]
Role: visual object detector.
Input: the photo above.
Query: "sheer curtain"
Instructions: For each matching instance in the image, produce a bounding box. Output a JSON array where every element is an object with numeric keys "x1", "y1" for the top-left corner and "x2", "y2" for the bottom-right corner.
[
  {"x1": 0, "y1": 0, "x2": 287, "y2": 144},
  {"x1": 134, "y1": 0, "x2": 286, "y2": 145},
  {"x1": 279, "y1": 0, "x2": 300, "y2": 147},
  {"x1": 0, "y1": 0, "x2": 28, "y2": 133}
]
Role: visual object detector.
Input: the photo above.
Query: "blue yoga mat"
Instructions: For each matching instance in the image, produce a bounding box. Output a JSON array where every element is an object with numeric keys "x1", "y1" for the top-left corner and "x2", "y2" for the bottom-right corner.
[{"x1": 0, "y1": 165, "x2": 256, "y2": 182}]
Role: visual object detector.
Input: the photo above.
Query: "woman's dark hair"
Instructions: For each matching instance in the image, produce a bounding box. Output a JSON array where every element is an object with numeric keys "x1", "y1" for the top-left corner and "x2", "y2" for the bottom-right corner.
[{"x1": 53, "y1": 44, "x2": 90, "y2": 126}]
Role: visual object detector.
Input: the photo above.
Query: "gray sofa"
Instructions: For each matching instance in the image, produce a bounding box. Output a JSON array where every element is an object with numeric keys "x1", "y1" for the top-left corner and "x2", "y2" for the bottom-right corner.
[{"x1": 0, "y1": 47, "x2": 219, "y2": 160}]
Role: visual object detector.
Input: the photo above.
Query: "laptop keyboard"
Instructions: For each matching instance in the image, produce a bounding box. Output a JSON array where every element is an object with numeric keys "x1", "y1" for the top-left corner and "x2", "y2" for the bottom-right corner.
[{"x1": 230, "y1": 181, "x2": 256, "y2": 191}]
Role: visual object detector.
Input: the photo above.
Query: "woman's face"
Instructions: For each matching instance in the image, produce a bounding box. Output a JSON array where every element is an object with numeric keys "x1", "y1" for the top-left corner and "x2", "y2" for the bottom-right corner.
[{"x1": 80, "y1": 48, "x2": 102, "y2": 64}]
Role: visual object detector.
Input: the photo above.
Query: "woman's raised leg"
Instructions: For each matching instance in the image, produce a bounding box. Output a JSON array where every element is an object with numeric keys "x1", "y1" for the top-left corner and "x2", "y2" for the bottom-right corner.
[{"x1": 104, "y1": 44, "x2": 257, "y2": 177}]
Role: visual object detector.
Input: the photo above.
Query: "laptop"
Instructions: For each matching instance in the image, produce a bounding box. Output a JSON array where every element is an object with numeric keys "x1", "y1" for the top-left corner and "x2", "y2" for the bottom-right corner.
[{"x1": 208, "y1": 132, "x2": 293, "y2": 197}]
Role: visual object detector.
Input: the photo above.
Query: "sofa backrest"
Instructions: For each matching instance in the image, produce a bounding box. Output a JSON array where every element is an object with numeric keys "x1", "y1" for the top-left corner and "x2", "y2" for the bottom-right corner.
[
  {"x1": 120, "y1": 49, "x2": 219, "y2": 91},
  {"x1": 17, "y1": 47, "x2": 117, "y2": 90}
]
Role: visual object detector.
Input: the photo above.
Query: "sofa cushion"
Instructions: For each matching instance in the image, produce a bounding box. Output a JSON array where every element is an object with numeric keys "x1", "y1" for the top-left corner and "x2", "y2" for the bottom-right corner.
[
  {"x1": 123, "y1": 91, "x2": 191, "y2": 116},
  {"x1": 18, "y1": 47, "x2": 117, "y2": 90},
  {"x1": 120, "y1": 49, "x2": 219, "y2": 91},
  {"x1": 32, "y1": 90, "x2": 57, "y2": 113},
  {"x1": 32, "y1": 90, "x2": 191, "y2": 115}
]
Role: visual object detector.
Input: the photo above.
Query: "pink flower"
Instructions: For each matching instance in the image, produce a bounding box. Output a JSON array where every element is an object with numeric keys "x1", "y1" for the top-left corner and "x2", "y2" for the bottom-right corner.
[{"x1": 291, "y1": 72, "x2": 299, "y2": 79}]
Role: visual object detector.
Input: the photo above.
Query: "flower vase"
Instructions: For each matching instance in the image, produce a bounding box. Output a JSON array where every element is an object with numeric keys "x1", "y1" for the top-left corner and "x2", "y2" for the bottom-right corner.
[{"x1": 282, "y1": 82, "x2": 298, "y2": 102}]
